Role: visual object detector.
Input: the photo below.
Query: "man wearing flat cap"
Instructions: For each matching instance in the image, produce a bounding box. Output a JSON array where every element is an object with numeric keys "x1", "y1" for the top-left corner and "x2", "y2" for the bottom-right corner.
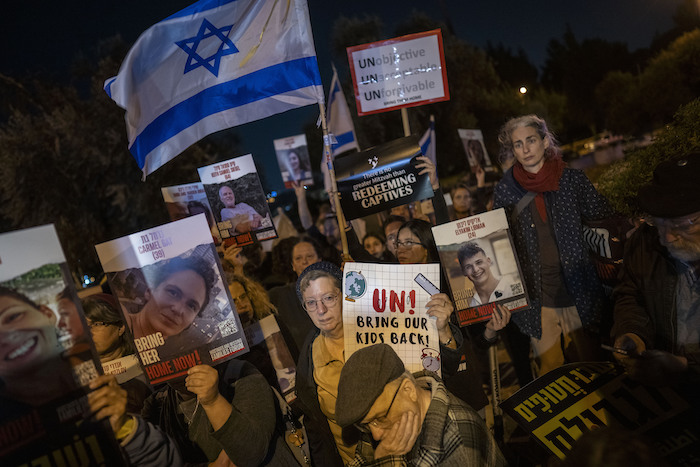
[
  {"x1": 612, "y1": 152, "x2": 700, "y2": 386},
  {"x1": 335, "y1": 344, "x2": 506, "y2": 466}
]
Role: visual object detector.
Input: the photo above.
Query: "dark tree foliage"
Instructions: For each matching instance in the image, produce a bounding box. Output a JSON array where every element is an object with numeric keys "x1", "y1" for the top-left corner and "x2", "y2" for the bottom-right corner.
[
  {"x1": 541, "y1": 26, "x2": 636, "y2": 140},
  {"x1": 485, "y1": 42, "x2": 538, "y2": 89}
]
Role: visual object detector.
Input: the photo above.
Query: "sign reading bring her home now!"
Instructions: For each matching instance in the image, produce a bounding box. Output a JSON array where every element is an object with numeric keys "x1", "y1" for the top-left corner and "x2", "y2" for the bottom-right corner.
[{"x1": 346, "y1": 29, "x2": 449, "y2": 116}]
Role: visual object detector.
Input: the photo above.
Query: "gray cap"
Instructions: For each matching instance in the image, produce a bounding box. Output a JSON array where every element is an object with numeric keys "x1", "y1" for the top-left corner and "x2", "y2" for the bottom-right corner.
[{"x1": 335, "y1": 344, "x2": 405, "y2": 428}]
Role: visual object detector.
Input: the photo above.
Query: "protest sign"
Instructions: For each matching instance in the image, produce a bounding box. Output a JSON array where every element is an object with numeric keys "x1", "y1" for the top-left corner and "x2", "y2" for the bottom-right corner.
[
  {"x1": 0, "y1": 225, "x2": 122, "y2": 465},
  {"x1": 432, "y1": 208, "x2": 529, "y2": 326},
  {"x1": 198, "y1": 154, "x2": 278, "y2": 247},
  {"x1": 458, "y1": 129, "x2": 493, "y2": 170},
  {"x1": 501, "y1": 362, "x2": 699, "y2": 463},
  {"x1": 342, "y1": 262, "x2": 442, "y2": 376},
  {"x1": 335, "y1": 135, "x2": 433, "y2": 220},
  {"x1": 347, "y1": 29, "x2": 449, "y2": 116},
  {"x1": 95, "y1": 215, "x2": 249, "y2": 385},
  {"x1": 162, "y1": 181, "x2": 221, "y2": 244},
  {"x1": 274, "y1": 134, "x2": 314, "y2": 189},
  {"x1": 243, "y1": 315, "x2": 297, "y2": 403}
]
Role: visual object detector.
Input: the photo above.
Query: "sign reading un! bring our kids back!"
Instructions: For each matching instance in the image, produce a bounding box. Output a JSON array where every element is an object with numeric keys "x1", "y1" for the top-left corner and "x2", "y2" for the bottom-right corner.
[{"x1": 346, "y1": 29, "x2": 449, "y2": 116}]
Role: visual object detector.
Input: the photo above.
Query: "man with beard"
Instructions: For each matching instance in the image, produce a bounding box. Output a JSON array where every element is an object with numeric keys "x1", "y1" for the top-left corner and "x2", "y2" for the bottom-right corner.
[{"x1": 612, "y1": 152, "x2": 700, "y2": 386}]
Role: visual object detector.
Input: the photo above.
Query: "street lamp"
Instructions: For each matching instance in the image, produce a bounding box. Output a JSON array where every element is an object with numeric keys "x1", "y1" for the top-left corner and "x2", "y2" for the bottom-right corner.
[{"x1": 519, "y1": 86, "x2": 528, "y2": 95}]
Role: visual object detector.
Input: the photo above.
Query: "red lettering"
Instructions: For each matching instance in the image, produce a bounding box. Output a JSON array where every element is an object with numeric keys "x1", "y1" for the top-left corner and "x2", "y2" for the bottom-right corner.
[
  {"x1": 373, "y1": 289, "x2": 386, "y2": 312},
  {"x1": 390, "y1": 290, "x2": 405, "y2": 313},
  {"x1": 145, "y1": 361, "x2": 174, "y2": 379}
]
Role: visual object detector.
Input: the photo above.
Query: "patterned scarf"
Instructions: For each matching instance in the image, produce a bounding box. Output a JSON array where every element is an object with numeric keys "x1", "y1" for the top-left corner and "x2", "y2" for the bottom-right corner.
[{"x1": 513, "y1": 156, "x2": 566, "y2": 222}]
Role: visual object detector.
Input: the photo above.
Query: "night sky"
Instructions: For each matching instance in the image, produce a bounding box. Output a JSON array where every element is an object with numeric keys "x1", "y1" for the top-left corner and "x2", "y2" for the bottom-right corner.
[{"x1": 0, "y1": 0, "x2": 682, "y2": 190}]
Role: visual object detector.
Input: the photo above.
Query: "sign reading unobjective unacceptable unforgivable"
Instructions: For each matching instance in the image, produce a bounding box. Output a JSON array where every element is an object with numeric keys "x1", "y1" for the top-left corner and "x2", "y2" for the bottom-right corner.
[{"x1": 346, "y1": 29, "x2": 449, "y2": 116}]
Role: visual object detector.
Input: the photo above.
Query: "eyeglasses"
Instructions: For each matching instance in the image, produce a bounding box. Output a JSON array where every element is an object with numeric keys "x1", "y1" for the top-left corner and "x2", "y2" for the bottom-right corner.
[
  {"x1": 355, "y1": 384, "x2": 401, "y2": 433},
  {"x1": 302, "y1": 293, "x2": 339, "y2": 312},
  {"x1": 645, "y1": 214, "x2": 700, "y2": 233},
  {"x1": 87, "y1": 321, "x2": 120, "y2": 329},
  {"x1": 394, "y1": 240, "x2": 423, "y2": 249}
]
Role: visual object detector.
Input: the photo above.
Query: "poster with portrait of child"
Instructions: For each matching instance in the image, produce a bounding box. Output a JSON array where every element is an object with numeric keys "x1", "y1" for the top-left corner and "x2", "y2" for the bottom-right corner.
[
  {"x1": 431, "y1": 208, "x2": 529, "y2": 326},
  {"x1": 0, "y1": 225, "x2": 122, "y2": 465},
  {"x1": 198, "y1": 154, "x2": 277, "y2": 247},
  {"x1": 96, "y1": 215, "x2": 249, "y2": 385},
  {"x1": 458, "y1": 129, "x2": 493, "y2": 171},
  {"x1": 274, "y1": 134, "x2": 314, "y2": 189}
]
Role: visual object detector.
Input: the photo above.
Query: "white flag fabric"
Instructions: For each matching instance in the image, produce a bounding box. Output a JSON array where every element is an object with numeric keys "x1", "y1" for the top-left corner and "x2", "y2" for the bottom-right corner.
[
  {"x1": 105, "y1": 0, "x2": 324, "y2": 177},
  {"x1": 326, "y1": 65, "x2": 359, "y2": 157},
  {"x1": 419, "y1": 115, "x2": 436, "y2": 166}
]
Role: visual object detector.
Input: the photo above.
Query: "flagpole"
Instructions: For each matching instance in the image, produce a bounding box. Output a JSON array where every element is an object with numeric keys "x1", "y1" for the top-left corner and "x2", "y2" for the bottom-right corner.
[{"x1": 318, "y1": 101, "x2": 351, "y2": 261}]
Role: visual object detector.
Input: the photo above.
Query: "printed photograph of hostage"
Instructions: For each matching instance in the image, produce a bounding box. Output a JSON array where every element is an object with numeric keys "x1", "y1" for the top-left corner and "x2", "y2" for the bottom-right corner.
[
  {"x1": 278, "y1": 147, "x2": 313, "y2": 188},
  {"x1": 107, "y1": 245, "x2": 237, "y2": 358},
  {"x1": 219, "y1": 185, "x2": 265, "y2": 234},
  {"x1": 457, "y1": 240, "x2": 523, "y2": 307},
  {"x1": 0, "y1": 286, "x2": 84, "y2": 420}
]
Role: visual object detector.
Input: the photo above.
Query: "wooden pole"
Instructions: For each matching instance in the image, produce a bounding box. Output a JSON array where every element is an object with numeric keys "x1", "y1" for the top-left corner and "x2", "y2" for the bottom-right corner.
[
  {"x1": 318, "y1": 100, "x2": 350, "y2": 260},
  {"x1": 400, "y1": 107, "x2": 411, "y2": 137}
]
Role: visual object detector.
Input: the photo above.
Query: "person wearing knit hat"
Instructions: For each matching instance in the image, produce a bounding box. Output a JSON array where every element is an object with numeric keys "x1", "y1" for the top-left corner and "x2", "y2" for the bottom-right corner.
[
  {"x1": 612, "y1": 152, "x2": 700, "y2": 388},
  {"x1": 293, "y1": 262, "x2": 468, "y2": 466},
  {"x1": 334, "y1": 344, "x2": 506, "y2": 466}
]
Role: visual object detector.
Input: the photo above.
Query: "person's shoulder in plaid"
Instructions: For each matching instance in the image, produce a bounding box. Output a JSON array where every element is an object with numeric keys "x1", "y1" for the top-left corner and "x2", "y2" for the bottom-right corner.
[{"x1": 335, "y1": 344, "x2": 507, "y2": 466}]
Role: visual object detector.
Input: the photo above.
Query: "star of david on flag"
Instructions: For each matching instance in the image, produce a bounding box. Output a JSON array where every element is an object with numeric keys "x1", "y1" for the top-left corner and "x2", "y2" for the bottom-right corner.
[
  {"x1": 176, "y1": 19, "x2": 239, "y2": 77},
  {"x1": 105, "y1": 0, "x2": 324, "y2": 178}
]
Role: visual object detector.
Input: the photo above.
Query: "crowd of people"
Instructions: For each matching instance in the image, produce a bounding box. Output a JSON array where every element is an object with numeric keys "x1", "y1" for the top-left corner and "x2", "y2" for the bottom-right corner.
[{"x1": 4, "y1": 114, "x2": 698, "y2": 466}]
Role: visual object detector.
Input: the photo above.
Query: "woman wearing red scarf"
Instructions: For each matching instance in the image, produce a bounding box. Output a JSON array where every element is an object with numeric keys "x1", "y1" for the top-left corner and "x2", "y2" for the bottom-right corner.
[{"x1": 494, "y1": 115, "x2": 613, "y2": 376}]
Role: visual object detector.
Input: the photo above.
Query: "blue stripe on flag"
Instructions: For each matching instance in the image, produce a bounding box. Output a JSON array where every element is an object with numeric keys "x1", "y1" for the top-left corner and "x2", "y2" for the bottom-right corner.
[
  {"x1": 165, "y1": 0, "x2": 241, "y2": 21},
  {"x1": 334, "y1": 131, "x2": 355, "y2": 148},
  {"x1": 420, "y1": 137, "x2": 431, "y2": 155},
  {"x1": 130, "y1": 56, "x2": 322, "y2": 168},
  {"x1": 104, "y1": 78, "x2": 117, "y2": 99}
]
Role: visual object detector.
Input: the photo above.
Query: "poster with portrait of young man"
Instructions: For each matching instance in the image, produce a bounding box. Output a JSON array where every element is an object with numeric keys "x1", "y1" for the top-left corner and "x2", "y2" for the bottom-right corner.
[
  {"x1": 432, "y1": 208, "x2": 529, "y2": 326},
  {"x1": 0, "y1": 225, "x2": 123, "y2": 465},
  {"x1": 197, "y1": 154, "x2": 278, "y2": 247},
  {"x1": 96, "y1": 215, "x2": 249, "y2": 385}
]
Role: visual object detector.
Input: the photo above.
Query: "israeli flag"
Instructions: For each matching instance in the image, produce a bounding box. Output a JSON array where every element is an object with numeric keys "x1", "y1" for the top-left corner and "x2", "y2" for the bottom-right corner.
[
  {"x1": 419, "y1": 115, "x2": 436, "y2": 166},
  {"x1": 105, "y1": 0, "x2": 324, "y2": 178},
  {"x1": 326, "y1": 64, "x2": 359, "y2": 157}
]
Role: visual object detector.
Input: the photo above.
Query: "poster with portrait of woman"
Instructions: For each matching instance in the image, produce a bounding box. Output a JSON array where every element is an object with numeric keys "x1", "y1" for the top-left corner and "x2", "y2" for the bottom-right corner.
[
  {"x1": 95, "y1": 215, "x2": 249, "y2": 385},
  {"x1": 161, "y1": 182, "x2": 221, "y2": 244},
  {"x1": 0, "y1": 225, "x2": 122, "y2": 465},
  {"x1": 198, "y1": 154, "x2": 278, "y2": 247},
  {"x1": 458, "y1": 129, "x2": 493, "y2": 171},
  {"x1": 273, "y1": 134, "x2": 314, "y2": 189}
]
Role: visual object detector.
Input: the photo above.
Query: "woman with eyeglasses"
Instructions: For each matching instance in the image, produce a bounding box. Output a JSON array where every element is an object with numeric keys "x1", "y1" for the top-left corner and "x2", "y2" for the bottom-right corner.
[
  {"x1": 82, "y1": 293, "x2": 152, "y2": 413},
  {"x1": 294, "y1": 261, "x2": 465, "y2": 466},
  {"x1": 393, "y1": 219, "x2": 498, "y2": 415}
]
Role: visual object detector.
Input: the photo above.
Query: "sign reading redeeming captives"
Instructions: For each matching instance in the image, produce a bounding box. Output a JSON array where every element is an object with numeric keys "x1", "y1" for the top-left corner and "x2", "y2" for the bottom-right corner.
[
  {"x1": 335, "y1": 135, "x2": 433, "y2": 220},
  {"x1": 346, "y1": 29, "x2": 449, "y2": 116}
]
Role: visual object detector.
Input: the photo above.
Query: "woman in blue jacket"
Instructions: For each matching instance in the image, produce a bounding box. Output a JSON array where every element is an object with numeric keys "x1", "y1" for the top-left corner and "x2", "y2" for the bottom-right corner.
[{"x1": 494, "y1": 115, "x2": 613, "y2": 376}]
